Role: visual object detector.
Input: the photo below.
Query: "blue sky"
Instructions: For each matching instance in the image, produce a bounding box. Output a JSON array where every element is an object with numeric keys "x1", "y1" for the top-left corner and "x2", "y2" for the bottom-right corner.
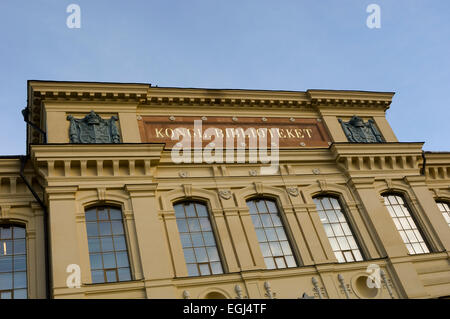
[{"x1": 0, "y1": 0, "x2": 449, "y2": 154}]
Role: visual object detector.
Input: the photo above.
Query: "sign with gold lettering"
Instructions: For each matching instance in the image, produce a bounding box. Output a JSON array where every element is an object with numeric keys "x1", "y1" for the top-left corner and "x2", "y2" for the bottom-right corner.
[{"x1": 138, "y1": 116, "x2": 331, "y2": 148}]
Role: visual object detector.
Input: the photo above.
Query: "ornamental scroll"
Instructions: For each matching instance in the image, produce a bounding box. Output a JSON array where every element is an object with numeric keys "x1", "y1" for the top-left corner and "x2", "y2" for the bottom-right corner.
[
  {"x1": 338, "y1": 116, "x2": 384, "y2": 143},
  {"x1": 67, "y1": 110, "x2": 121, "y2": 143}
]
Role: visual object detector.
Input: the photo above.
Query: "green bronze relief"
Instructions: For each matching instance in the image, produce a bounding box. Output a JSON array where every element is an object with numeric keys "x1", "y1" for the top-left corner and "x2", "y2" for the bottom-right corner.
[
  {"x1": 338, "y1": 116, "x2": 384, "y2": 143},
  {"x1": 67, "y1": 110, "x2": 121, "y2": 143}
]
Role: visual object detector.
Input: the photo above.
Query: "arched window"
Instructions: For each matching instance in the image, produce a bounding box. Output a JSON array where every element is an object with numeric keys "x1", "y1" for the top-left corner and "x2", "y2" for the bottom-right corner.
[
  {"x1": 174, "y1": 202, "x2": 223, "y2": 277},
  {"x1": 0, "y1": 224, "x2": 27, "y2": 299},
  {"x1": 313, "y1": 196, "x2": 364, "y2": 263},
  {"x1": 436, "y1": 201, "x2": 450, "y2": 227},
  {"x1": 383, "y1": 194, "x2": 430, "y2": 255},
  {"x1": 246, "y1": 198, "x2": 297, "y2": 269},
  {"x1": 85, "y1": 206, "x2": 131, "y2": 283}
]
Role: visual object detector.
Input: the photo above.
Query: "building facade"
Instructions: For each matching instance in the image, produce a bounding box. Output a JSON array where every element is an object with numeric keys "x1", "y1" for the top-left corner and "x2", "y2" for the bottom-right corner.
[{"x1": 0, "y1": 80, "x2": 449, "y2": 299}]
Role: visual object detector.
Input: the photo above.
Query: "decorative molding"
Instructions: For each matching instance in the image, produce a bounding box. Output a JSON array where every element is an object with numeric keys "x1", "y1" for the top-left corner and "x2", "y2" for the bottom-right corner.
[
  {"x1": 311, "y1": 277, "x2": 324, "y2": 299},
  {"x1": 0, "y1": 205, "x2": 11, "y2": 219},
  {"x1": 97, "y1": 187, "x2": 106, "y2": 201},
  {"x1": 254, "y1": 182, "x2": 263, "y2": 195},
  {"x1": 286, "y1": 187, "x2": 299, "y2": 197},
  {"x1": 179, "y1": 171, "x2": 188, "y2": 178},
  {"x1": 318, "y1": 179, "x2": 328, "y2": 192},
  {"x1": 234, "y1": 285, "x2": 248, "y2": 299},
  {"x1": 218, "y1": 190, "x2": 232, "y2": 200},
  {"x1": 182, "y1": 184, "x2": 193, "y2": 198},
  {"x1": 263, "y1": 281, "x2": 276, "y2": 299},
  {"x1": 337, "y1": 274, "x2": 350, "y2": 299},
  {"x1": 385, "y1": 178, "x2": 393, "y2": 191}
]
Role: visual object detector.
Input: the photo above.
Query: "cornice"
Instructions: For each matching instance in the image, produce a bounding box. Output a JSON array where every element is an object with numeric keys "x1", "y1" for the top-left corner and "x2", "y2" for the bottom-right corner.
[
  {"x1": 30, "y1": 143, "x2": 165, "y2": 160},
  {"x1": 27, "y1": 81, "x2": 397, "y2": 145}
]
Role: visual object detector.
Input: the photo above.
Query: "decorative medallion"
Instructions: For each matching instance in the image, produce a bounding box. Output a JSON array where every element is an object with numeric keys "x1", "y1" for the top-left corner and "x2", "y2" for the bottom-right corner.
[
  {"x1": 338, "y1": 116, "x2": 384, "y2": 143},
  {"x1": 67, "y1": 110, "x2": 120, "y2": 144},
  {"x1": 169, "y1": 116, "x2": 176, "y2": 121},
  {"x1": 218, "y1": 190, "x2": 232, "y2": 200},
  {"x1": 179, "y1": 171, "x2": 188, "y2": 178},
  {"x1": 249, "y1": 169, "x2": 257, "y2": 176},
  {"x1": 286, "y1": 187, "x2": 299, "y2": 197}
]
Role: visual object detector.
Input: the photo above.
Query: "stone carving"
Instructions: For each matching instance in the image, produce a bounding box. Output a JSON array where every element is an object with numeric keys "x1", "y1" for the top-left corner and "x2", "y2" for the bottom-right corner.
[
  {"x1": 67, "y1": 110, "x2": 120, "y2": 143},
  {"x1": 286, "y1": 187, "x2": 299, "y2": 197},
  {"x1": 338, "y1": 116, "x2": 384, "y2": 143},
  {"x1": 219, "y1": 190, "x2": 232, "y2": 200}
]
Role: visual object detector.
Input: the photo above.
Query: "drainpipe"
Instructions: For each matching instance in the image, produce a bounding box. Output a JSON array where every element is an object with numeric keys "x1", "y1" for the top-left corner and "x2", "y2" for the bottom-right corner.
[
  {"x1": 19, "y1": 156, "x2": 51, "y2": 299},
  {"x1": 20, "y1": 104, "x2": 52, "y2": 299}
]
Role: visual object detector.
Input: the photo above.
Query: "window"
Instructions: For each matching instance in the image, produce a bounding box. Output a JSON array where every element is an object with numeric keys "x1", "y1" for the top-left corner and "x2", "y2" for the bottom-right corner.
[
  {"x1": 246, "y1": 199, "x2": 297, "y2": 269},
  {"x1": 313, "y1": 196, "x2": 364, "y2": 263},
  {"x1": 436, "y1": 202, "x2": 450, "y2": 227},
  {"x1": 0, "y1": 225, "x2": 27, "y2": 299},
  {"x1": 85, "y1": 206, "x2": 132, "y2": 283},
  {"x1": 383, "y1": 194, "x2": 430, "y2": 255},
  {"x1": 174, "y1": 202, "x2": 223, "y2": 277}
]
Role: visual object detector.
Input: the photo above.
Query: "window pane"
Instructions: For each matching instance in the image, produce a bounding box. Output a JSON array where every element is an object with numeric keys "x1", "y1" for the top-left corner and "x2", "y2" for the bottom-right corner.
[
  {"x1": 203, "y1": 232, "x2": 215, "y2": 246},
  {"x1": 174, "y1": 202, "x2": 223, "y2": 277},
  {"x1": 436, "y1": 202, "x2": 450, "y2": 227},
  {"x1": 314, "y1": 196, "x2": 364, "y2": 264},
  {"x1": 88, "y1": 238, "x2": 101, "y2": 253},
  {"x1": 206, "y1": 247, "x2": 219, "y2": 262},
  {"x1": 116, "y1": 252, "x2": 129, "y2": 268},
  {"x1": 118, "y1": 268, "x2": 131, "y2": 281},
  {"x1": 195, "y1": 204, "x2": 208, "y2": 217},
  {"x1": 91, "y1": 270, "x2": 103, "y2": 283},
  {"x1": 13, "y1": 272, "x2": 27, "y2": 289},
  {"x1": 113, "y1": 237, "x2": 126, "y2": 251},
  {"x1": 13, "y1": 255, "x2": 26, "y2": 272},
  {"x1": 89, "y1": 254, "x2": 102, "y2": 269},
  {"x1": 0, "y1": 225, "x2": 27, "y2": 299},
  {"x1": 180, "y1": 233, "x2": 192, "y2": 248},
  {"x1": 199, "y1": 264, "x2": 211, "y2": 276},
  {"x1": 194, "y1": 248, "x2": 208, "y2": 263},
  {"x1": 86, "y1": 223, "x2": 98, "y2": 236},
  {"x1": 0, "y1": 256, "x2": 12, "y2": 272},
  {"x1": 183, "y1": 248, "x2": 196, "y2": 263},
  {"x1": 13, "y1": 227, "x2": 25, "y2": 239},
  {"x1": 383, "y1": 194, "x2": 430, "y2": 255},
  {"x1": 109, "y1": 209, "x2": 122, "y2": 220},
  {"x1": 111, "y1": 221, "x2": 124, "y2": 235},
  {"x1": 0, "y1": 272, "x2": 13, "y2": 289},
  {"x1": 0, "y1": 227, "x2": 11, "y2": 239},
  {"x1": 85, "y1": 207, "x2": 132, "y2": 284},
  {"x1": 103, "y1": 253, "x2": 116, "y2": 268},
  {"x1": 105, "y1": 270, "x2": 117, "y2": 283},
  {"x1": 246, "y1": 199, "x2": 297, "y2": 270},
  {"x1": 210, "y1": 262, "x2": 223, "y2": 274},
  {"x1": 1, "y1": 291, "x2": 11, "y2": 299},
  {"x1": 13, "y1": 289, "x2": 27, "y2": 299},
  {"x1": 191, "y1": 233, "x2": 204, "y2": 247},
  {"x1": 264, "y1": 257, "x2": 276, "y2": 269},
  {"x1": 99, "y1": 222, "x2": 112, "y2": 236},
  {"x1": 101, "y1": 237, "x2": 114, "y2": 252},
  {"x1": 187, "y1": 264, "x2": 199, "y2": 276}
]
